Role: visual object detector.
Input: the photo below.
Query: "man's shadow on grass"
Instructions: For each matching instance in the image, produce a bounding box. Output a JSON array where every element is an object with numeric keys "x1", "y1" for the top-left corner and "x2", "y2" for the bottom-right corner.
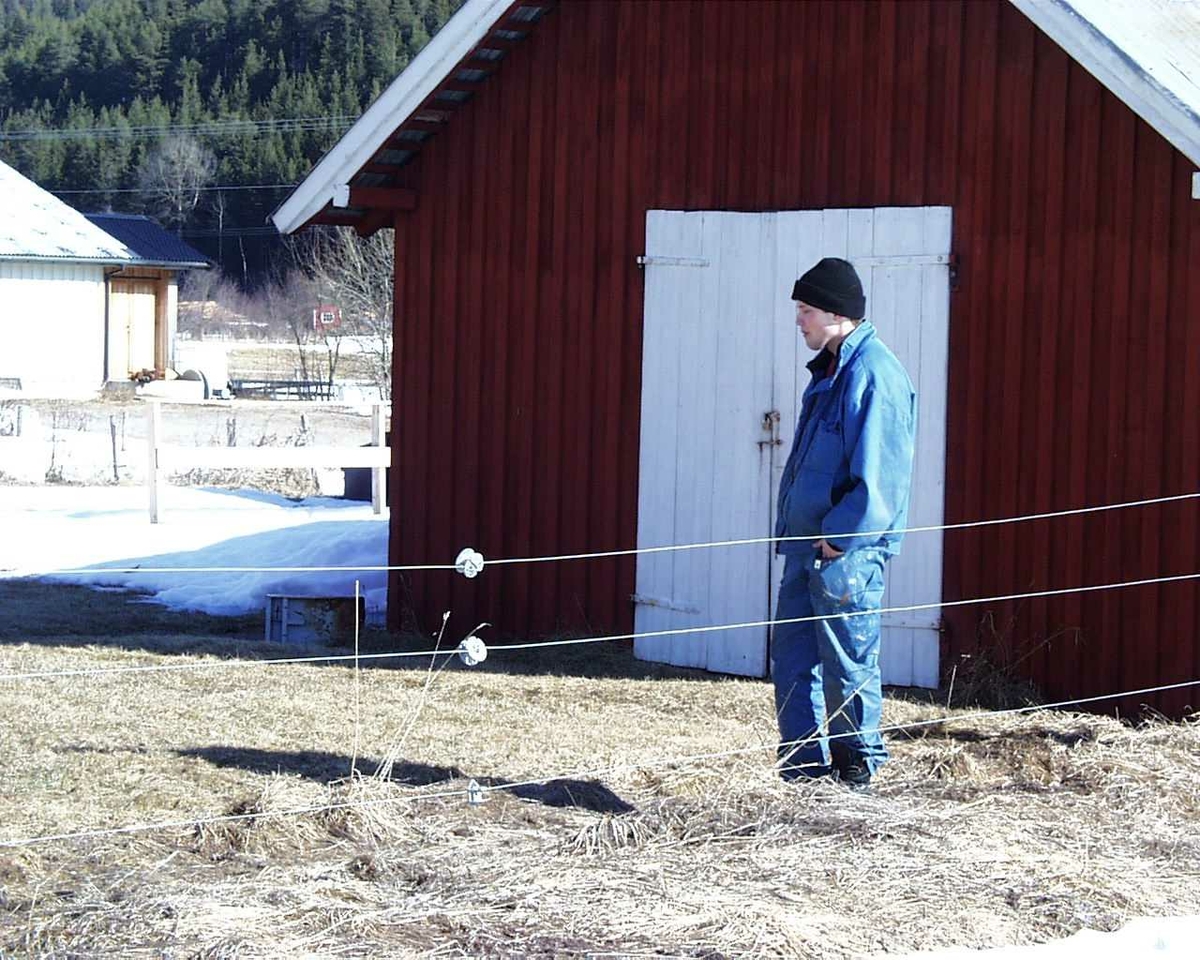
[{"x1": 174, "y1": 745, "x2": 636, "y2": 814}]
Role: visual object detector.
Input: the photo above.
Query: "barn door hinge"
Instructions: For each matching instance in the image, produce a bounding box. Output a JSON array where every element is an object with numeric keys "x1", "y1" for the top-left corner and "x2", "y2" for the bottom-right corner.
[
  {"x1": 949, "y1": 252, "x2": 960, "y2": 292},
  {"x1": 636, "y1": 255, "x2": 711, "y2": 269},
  {"x1": 852, "y1": 254, "x2": 952, "y2": 267},
  {"x1": 631, "y1": 593, "x2": 701, "y2": 614}
]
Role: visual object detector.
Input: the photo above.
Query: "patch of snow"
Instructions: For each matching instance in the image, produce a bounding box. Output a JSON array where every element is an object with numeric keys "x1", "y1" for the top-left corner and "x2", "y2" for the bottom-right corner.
[
  {"x1": 885, "y1": 915, "x2": 1200, "y2": 959},
  {"x1": 0, "y1": 486, "x2": 391, "y2": 623}
]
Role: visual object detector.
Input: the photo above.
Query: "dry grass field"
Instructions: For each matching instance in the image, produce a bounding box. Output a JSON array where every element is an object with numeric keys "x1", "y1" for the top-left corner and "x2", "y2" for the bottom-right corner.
[
  {"x1": 225, "y1": 342, "x2": 381, "y2": 386},
  {"x1": 1, "y1": 581, "x2": 1198, "y2": 957}
]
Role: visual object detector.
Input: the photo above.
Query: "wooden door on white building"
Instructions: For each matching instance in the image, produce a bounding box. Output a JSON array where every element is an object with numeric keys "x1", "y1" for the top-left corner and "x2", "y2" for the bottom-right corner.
[
  {"x1": 109, "y1": 278, "x2": 157, "y2": 379},
  {"x1": 633, "y1": 207, "x2": 951, "y2": 687}
]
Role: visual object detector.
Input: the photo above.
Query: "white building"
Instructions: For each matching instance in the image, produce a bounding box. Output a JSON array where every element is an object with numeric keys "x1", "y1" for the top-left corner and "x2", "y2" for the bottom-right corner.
[{"x1": 0, "y1": 160, "x2": 210, "y2": 397}]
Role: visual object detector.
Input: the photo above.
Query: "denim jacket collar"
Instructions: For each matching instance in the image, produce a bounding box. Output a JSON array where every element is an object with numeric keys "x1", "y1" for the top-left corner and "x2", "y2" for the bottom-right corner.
[{"x1": 806, "y1": 321, "x2": 877, "y2": 391}]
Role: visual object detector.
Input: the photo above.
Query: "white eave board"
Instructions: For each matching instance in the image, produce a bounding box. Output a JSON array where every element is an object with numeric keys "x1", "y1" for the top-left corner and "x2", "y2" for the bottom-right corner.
[
  {"x1": 0, "y1": 160, "x2": 135, "y2": 263},
  {"x1": 270, "y1": 0, "x2": 514, "y2": 235},
  {"x1": 1010, "y1": 0, "x2": 1200, "y2": 167}
]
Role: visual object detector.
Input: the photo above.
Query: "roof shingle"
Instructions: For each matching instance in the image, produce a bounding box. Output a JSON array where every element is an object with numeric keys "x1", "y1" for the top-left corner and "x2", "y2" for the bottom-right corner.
[{"x1": 84, "y1": 213, "x2": 212, "y2": 269}]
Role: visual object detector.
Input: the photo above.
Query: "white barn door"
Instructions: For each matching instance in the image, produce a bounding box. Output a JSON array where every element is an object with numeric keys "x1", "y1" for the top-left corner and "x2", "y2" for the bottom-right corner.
[{"x1": 634, "y1": 207, "x2": 951, "y2": 687}]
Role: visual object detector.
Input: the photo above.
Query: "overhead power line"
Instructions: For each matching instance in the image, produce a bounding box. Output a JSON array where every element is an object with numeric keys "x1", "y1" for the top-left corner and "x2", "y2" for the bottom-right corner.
[
  {"x1": 181, "y1": 226, "x2": 282, "y2": 238},
  {"x1": 0, "y1": 116, "x2": 356, "y2": 143},
  {"x1": 52, "y1": 183, "x2": 299, "y2": 195}
]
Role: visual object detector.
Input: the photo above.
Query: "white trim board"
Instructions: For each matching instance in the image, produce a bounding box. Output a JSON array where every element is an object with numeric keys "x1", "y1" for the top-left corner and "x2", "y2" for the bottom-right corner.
[
  {"x1": 1010, "y1": 0, "x2": 1200, "y2": 167},
  {"x1": 270, "y1": 0, "x2": 515, "y2": 235}
]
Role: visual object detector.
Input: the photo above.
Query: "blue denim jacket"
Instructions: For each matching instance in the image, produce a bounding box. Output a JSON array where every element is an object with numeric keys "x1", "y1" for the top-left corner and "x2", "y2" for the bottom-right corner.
[{"x1": 775, "y1": 321, "x2": 916, "y2": 556}]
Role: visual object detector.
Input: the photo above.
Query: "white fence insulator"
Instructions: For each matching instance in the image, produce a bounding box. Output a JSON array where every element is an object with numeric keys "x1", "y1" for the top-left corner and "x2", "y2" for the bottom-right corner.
[
  {"x1": 455, "y1": 548, "x2": 485, "y2": 579},
  {"x1": 458, "y1": 635, "x2": 488, "y2": 666}
]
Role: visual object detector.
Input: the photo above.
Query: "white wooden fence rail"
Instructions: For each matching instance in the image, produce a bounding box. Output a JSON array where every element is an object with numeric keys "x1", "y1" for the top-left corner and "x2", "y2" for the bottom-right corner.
[{"x1": 146, "y1": 401, "x2": 389, "y2": 522}]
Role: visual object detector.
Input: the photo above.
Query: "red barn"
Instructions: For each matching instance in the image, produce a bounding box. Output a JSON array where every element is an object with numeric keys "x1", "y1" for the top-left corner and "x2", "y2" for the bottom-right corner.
[{"x1": 274, "y1": 0, "x2": 1200, "y2": 715}]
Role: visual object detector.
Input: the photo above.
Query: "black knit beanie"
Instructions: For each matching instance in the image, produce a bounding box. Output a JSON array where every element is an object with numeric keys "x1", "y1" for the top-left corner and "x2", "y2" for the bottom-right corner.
[{"x1": 790, "y1": 257, "x2": 866, "y2": 320}]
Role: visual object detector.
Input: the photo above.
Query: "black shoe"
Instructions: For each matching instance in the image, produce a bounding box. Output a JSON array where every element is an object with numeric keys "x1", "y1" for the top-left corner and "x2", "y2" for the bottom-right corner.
[
  {"x1": 832, "y1": 752, "x2": 872, "y2": 791},
  {"x1": 779, "y1": 763, "x2": 834, "y2": 783}
]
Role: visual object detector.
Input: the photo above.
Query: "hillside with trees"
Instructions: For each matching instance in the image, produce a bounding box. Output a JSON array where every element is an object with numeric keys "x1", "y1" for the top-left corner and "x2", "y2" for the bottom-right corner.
[{"x1": 0, "y1": 0, "x2": 458, "y2": 281}]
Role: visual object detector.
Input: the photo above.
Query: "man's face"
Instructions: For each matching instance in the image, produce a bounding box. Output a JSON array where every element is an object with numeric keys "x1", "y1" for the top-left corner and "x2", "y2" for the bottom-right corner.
[{"x1": 794, "y1": 300, "x2": 841, "y2": 352}]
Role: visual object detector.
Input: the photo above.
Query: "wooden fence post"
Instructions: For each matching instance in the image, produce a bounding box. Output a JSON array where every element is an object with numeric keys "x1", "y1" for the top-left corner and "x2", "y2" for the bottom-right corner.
[
  {"x1": 371, "y1": 402, "x2": 385, "y2": 515},
  {"x1": 147, "y1": 401, "x2": 162, "y2": 523},
  {"x1": 143, "y1": 400, "x2": 388, "y2": 520}
]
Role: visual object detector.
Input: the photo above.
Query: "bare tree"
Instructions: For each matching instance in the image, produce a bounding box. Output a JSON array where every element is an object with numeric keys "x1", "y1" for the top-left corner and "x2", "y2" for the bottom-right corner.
[
  {"x1": 255, "y1": 268, "x2": 343, "y2": 398},
  {"x1": 210, "y1": 188, "x2": 229, "y2": 267},
  {"x1": 178, "y1": 268, "x2": 259, "y2": 340},
  {"x1": 178, "y1": 266, "x2": 221, "y2": 312},
  {"x1": 138, "y1": 135, "x2": 217, "y2": 230},
  {"x1": 293, "y1": 227, "x2": 395, "y2": 400}
]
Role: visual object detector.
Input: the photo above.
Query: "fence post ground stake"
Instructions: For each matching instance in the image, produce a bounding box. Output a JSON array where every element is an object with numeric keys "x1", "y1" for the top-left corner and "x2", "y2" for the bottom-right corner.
[{"x1": 147, "y1": 401, "x2": 162, "y2": 524}]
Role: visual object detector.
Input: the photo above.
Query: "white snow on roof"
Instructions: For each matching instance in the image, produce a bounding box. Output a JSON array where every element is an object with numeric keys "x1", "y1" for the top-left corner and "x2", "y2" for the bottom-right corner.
[
  {"x1": 1011, "y1": 0, "x2": 1200, "y2": 167},
  {"x1": 0, "y1": 159, "x2": 136, "y2": 263}
]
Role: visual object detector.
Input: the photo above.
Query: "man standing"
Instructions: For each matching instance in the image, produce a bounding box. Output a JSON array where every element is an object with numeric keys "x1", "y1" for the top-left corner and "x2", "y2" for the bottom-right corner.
[{"x1": 773, "y1": 257, "x2": 916, "y2": 789}]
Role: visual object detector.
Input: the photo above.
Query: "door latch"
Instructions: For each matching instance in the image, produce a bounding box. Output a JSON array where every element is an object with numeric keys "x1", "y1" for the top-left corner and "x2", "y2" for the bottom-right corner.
[{"x1": 758, "y1": 410, "x2": 782, "y2": 449}]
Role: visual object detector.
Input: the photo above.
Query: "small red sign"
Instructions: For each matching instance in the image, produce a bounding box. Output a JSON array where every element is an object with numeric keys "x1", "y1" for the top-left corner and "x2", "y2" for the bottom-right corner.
[{"x1": 313, "y1": 304, "x2": 342, "y2": 331}]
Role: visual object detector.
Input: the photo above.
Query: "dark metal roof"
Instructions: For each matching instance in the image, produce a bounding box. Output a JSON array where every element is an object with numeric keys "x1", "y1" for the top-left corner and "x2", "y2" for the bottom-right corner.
[{"x1": 84, "y1": 213, "x2": 213, "y2": 269}]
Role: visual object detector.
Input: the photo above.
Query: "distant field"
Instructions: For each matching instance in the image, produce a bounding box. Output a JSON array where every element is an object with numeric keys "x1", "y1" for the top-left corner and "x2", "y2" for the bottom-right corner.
[
  {"x1": 1, "y1": 582, "x2": 1198, "y2": 956},
  {"x1": 225, "y1": 342, "x2": 381, "y2": 385}
]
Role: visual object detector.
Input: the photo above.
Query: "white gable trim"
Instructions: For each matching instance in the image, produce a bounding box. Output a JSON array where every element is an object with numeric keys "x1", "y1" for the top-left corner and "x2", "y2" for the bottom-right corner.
[
  {"x1": 270, "y1": 0, "x2": 514, "y2": 235},
  {"x1": 1010, "y1": 0, "x2": 1200, "y2": 168},
  {"x1": 0, "y1": 254, "x2": 129, "y2": 265},
  {"x1": 276, "y1": 0, "x2": 1200, "y2": 233}
]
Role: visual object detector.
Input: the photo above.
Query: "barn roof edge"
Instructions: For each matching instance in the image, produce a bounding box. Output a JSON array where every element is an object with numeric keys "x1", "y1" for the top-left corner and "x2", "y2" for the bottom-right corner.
[
  {"x1": 270, "y1": 0, "x2": 518, "y2": 235},
  {"x1": 274, "y1": 0, "x2": 1200, "y2": 233},
  {"x1": 1009, "y1": 0, "x2": 1200, "y2": 168}
]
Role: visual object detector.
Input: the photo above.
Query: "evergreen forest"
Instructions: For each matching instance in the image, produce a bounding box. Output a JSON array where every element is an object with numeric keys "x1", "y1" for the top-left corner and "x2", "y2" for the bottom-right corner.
[{"x1": 0, "y1": 0, "x2": 459, "y2": 281}]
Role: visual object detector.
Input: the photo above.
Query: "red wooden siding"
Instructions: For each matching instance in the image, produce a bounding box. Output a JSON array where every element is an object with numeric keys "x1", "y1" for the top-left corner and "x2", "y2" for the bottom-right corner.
[{"x1": 387, "y1": 0, "x2": 1200, "y2": 715}]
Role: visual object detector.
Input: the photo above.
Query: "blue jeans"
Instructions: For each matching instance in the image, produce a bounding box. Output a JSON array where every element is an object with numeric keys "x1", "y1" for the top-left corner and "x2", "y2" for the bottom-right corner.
[{"x1": 772, "y1": 548, "x2": 889, "y2": 779}]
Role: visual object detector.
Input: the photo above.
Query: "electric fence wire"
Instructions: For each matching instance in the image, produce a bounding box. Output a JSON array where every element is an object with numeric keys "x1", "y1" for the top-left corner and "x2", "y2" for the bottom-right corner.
[
  {"x1": 3, "y1": 569, "x2": 1200, "y2": 683},
  {"x1": 11, "y1": 488, "x2": 1196, "y2": 579}
]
